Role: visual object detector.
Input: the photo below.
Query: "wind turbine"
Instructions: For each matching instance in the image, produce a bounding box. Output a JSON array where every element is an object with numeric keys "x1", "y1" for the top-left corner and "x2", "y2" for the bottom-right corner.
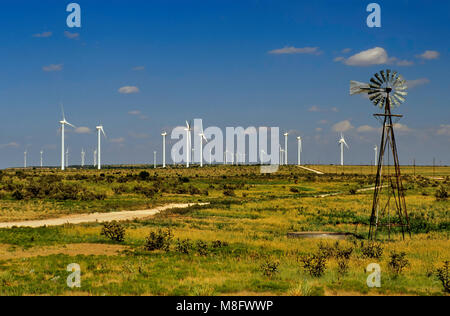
[
  {"x1": 338, "y1": 134, "x2": 349, "y2": 166},
  {"x1": 198, "y1": 130, "x2": 207, "y2": 167},
  {"x1": 184, "y1": 121, "x2": 192, "y2": 168},
  {"x1": 374, "y1": 145, "x2": 378, "y2": 166},
  {"x1": 297, "y1": 136, "x2": 302, "y2": 166},
  {"x1": 40, "y1": 150, "x2": 44, "y2": 168},
  {"x1": 161, "y1": 132, "x2": 167, "y2": 168},
  {"x1": 24, "y1": 150, "x2": 27, "y2": 168},
  {"x1": 96, "y1": 125, "x2": 106, "y2": 170},
  {"x1": 59, "y1": 106, "x2": 76, "y2": 171},
  {"x1": 283, "y1": 132, "x2": 289, "y2": 165},
  {"x1": 93, "y1": 149, "x2": 97, "y2": 168},
  {"x1": 81, "y1": 148, "x2": 86, "y2": 167}
]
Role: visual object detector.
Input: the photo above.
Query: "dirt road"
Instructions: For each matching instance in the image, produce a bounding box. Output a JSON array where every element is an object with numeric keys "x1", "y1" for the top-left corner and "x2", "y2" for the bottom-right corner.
[{"x1": 0, "y1": 203, "x2": 209, "y2": 229}]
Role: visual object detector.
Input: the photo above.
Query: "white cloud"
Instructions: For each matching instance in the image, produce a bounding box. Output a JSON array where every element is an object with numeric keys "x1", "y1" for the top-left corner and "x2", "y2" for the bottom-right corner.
[
  {"x1": 437, "y1": 125, "x2": 450, "y2": 136},
  {"x1": 33, "y1": 31, "x2": 52, "y2": 38},
  {"x1": 318, "y1": 120, "x2": 328, "y2": 125},
  {"x1": 393, "y1": 123, "x2": 412, "y2": 133},
  {"x1": 336, "y1": 47, "x2": 412, "y2": 67},
  {"x1": 42, "y1": 64, "x2": 63, "y2": 72},
  {"x1": 308, "y1": 105, "x2": 321, "y2": 112},
  {"x1": 357, "y1": 125, "x2": 379, "y2": 133},
  {"x1": 331, "y1": 107, "x2": 339, "y2": 113},
  {"x1": 395, "y1": 59, "x2": 414, "y2": 66},
  {"x1": 64, "y1": 31, "x2": 80, "y2": 39},
  {"x1": 74, "y1": 127, "x2": 92, "y2": 134},
  {"x1": 343, "y1": 47, "x2": 390, "y2": 66},
  {"x1": 268, "y1": 46, "x2": 321, "y2": 55},
  {"x1": 407, "y1": 78, "x2": 430, "y2": 89},
  {"x1": 129, "y1": 131, "x2": 149, "y2": 139},
  {"x1": 119, "y1": 86, "x2": 140, "y2": 94},
  {"x1": 341, "y1": 48, "x2": 352, "y2": 54},
  {"x1": 110, "y1": 137, "x2": 125, "y2": 144},
  {"x1": 416, "y1": 50, "x2": 440, "y2": 60},
  {"x1": 132, "y1": 66, "x2": 145, "y2": 71},
  {"x1": 332, "y1": 120, "x2": 354, "y2": 133},
  {"x1": 128, "y1": 110, "x2": 141, "y2": 115},
  {"x1": 0, "y1": 142, "x2": 20, "y2": 149}
]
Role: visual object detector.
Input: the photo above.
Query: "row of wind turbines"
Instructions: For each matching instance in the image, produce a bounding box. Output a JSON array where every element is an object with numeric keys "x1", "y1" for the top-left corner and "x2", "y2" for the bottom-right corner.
[
  {"x1": 59, "y1": 108, "x2": 106, "y2": 170},
  {"x1": 23, "y1": 115, "x2": 377, "y2": 169}
]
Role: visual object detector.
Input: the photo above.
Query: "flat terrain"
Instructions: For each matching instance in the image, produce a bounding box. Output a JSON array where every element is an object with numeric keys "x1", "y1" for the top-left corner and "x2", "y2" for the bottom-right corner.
[{"x1": 0, "y1": 165, "x2": 448, "y2": 296}]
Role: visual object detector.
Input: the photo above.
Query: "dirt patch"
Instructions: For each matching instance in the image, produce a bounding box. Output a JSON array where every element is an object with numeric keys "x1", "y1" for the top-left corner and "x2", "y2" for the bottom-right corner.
[{"x1": 0, "y1": 243, "x2": 129, "y2": 260}]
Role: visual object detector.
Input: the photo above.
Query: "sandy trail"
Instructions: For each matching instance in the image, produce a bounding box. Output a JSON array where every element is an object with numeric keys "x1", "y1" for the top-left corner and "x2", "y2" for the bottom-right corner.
[
  {"x1": 0, "y1": 203, "x2": 209, "y2": 229},
  {"x1": 298, "y1": 166, "x2": 324, "y2": 175},
  {"x1": 315, "y1": 185, "x2": 388, "y2": 198}
]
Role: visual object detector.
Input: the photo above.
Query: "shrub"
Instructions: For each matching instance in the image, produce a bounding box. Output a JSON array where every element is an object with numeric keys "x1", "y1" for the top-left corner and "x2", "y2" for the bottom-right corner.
[
  {"x1": 175, "y1": 239, "x2": 193, "y2": 254},
  {"x1": 300, "y1": 253, "x2": 327, "y2": 277},
  {"x1": 435, "y1": 186, "x2": 448, "y2": 201},
  {"x1": 138, "y1": 171, "x2": 150, "y2": 181},
  {"x1": 290, "y1": 187, "x2": 299, "y2": 193},
  {"x1": 101, "y1": 221, "x2": 125, "y2": 242},
  {"x1": 388, "y1": 251, "x2": 409, "y2": 276},
  {"x1": 260, "y1": 259, "x2": 280, "y2": 278},
  {"x1": 223, "y1": 189, "x2": 236, "y2": 197},
  {"x1": 360, "y1": 242, "x2": 384, "y2": 259},
  {"x1": 196, "y1": 240, "x2": 209, "y2": 256},
  {"x1": 211, "y1": 240, "x2": 229, "y2": 249},
  {"x1": 337, "y1": 257, "x2": 350, "y2": 277},
  {"x1": 436, "y1": 261, "x2": 449, "y2": 293},
  {"x1": 12, "y1": 190, "x2": 24, "y2": 200},
  {"x1": 144, "y1": 228, "x2": 173, "y2": 252}
]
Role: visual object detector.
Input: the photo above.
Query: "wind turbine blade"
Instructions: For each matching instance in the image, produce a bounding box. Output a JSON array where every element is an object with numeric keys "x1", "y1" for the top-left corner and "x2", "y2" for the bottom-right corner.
[
  {"x1": 61, "y1": 104, "x2": 65, "y2": 120},
  {"x1": 101, "y1": 128, "x2": 106, "y2": 137},
  {"x1": 66, "y1": 121, "x2": 76, "y2": 128}
]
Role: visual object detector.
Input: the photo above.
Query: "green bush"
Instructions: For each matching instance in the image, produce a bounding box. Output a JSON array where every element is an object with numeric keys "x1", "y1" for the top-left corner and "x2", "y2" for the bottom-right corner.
[
  {"x1": 195, "y1": 240, "x2": 209, "y2": 256},
  {"x1": 300, "y1": 253, "x2": 327, "y2": 278},
  {"x1": 436, "y1": 261, "x2": 449, "y2": 293},
  {"x1": 388, "y1": 251, "x2": 409, "y2": 276},
  {"x1": 435, "y1": 186, "x2": 448, "y2": 201},
  {"x1": 360, "y1": 242, "x2": 383, "y2": 259},
  {"x1": 223, "y1": 189, "x2": 236, "y2": 197},
  {"x1": 144, "y1": 228, "x2": 173, "y2": 252},
  {"x1": 101, "y1": 221, "x2": 125, "y2": 242},
  {"x1": 260, "y1": 259, "x2": 280, "y2": 278},
  {"x1": 175, "y1": 239, "x2": 193, "y2": 254}
]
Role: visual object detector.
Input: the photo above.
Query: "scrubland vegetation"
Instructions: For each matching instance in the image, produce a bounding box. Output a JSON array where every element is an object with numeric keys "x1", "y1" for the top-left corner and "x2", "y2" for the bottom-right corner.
[{"x1": 0, "y1": 165, "x2": 448, "y2": 296}]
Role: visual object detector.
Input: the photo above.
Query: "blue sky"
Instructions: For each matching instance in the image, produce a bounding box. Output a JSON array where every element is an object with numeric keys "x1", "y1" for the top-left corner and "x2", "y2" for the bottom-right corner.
[{"x1": 0, "y1": 0, "x2": 449, "y2": 168}]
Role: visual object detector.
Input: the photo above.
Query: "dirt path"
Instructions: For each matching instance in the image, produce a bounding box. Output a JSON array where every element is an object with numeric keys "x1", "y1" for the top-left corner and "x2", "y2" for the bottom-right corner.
[
  {"x1": 298, "y1": 165, "x2": 324, "y2": 175},
  {"x1": 315, "y1": 185, "x2": 388, "y2": 198},
  {"x1": 0, "y1": 203, "x2": 209, "y2": 229}
]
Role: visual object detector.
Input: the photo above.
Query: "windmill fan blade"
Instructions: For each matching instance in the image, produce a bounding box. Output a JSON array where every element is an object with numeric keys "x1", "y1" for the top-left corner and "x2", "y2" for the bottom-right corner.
[
  {"x1": 374, "y1": 73, "x2": 384, "y2": 85},
  {"x1": 369, "y1": 92, "x2": 382, "y2": 101},
  {"x1": 394, "y1": 93, "x2": 406, "y2": 103},
  {"x1": 380, "y1": 70, "x2": 387, "y2": 83},
  {"x1": 386, "y1": 69, "x2": 392, "y2": 82},
  {"x1": 378, "y1": 97, "x2": 386, "y2": 109},
  {"x1": 390, "y1": 95, "x2": 400, "y2": 106},
  {"x1": 395, "y1": 90, "x2": 407, "y2": 96},
  {"x1": 369, "y1": 78, "x2": 381, "y2": 87},
  {"x1": 390, "y1": 71, "x2": 399, "y2": 84}
]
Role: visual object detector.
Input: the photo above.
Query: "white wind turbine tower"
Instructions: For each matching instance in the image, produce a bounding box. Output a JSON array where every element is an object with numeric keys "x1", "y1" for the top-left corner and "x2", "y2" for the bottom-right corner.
[
  {"x1": 40, "y1": 150, "x2": 44, "y2": 168},
  {"x1": 283, "y1": 132, "x2": 289, "y2": 165},
  {"x1": 81, "y1": 148, "x2": 86, "y2": 167},
  {"x1": 161, "y1": 132, "x2": 167, "y2": 168},
  {"x1": 24, "y1": 150, "x2": 27, "y2": 168},
  {"x1": 297, "y1": 136, "x2": 302, "y2": 166},
  {"x1": 374, "y1": 145, "x2": 378, "y2": 166},
  {"x1": 96, "y1": 125, "x2": 106, "y2": 170},
  {"x1": 59, "y1": 107, "x2": 76, "y2": 171},
  {"x1": 184, "y1": 121, "x2": 192, "y2": 168},
  {"x1": 338, "y1": 134, "x2": 349, "y2": 166},
  {"x1": 198, "y1": 130, "x2": 207, "y2": 167}
]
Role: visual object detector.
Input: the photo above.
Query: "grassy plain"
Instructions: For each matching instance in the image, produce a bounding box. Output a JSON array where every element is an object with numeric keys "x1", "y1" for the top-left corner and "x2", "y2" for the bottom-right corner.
[{"x1": 0, "y1": 165, "x2": 448, "y2": 296}]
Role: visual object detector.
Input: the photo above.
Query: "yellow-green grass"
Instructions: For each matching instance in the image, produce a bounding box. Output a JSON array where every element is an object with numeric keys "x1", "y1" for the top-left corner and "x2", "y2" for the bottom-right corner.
[{"x1": 0, "y1": 166, "x2": 448, "y2": 295}]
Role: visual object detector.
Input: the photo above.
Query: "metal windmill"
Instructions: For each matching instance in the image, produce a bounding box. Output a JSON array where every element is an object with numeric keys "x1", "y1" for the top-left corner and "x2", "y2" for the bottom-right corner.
[{"x1": 350, "y1": 70, "x2": 411, "y2": 240}]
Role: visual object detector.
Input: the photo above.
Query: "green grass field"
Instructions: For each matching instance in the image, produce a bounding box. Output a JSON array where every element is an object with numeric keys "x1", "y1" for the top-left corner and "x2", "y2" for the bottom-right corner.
[{"x1": 0, "y1": 165, "x2": 448, "y2": 296}]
